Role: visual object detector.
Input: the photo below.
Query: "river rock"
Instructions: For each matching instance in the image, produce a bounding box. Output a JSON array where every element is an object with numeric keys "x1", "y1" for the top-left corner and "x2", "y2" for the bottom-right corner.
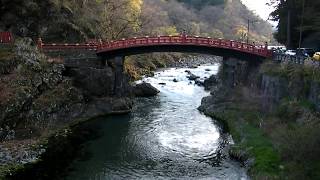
[
  {"x1": 82, "y1": 97, "x2": 133, "y2": 117},
  {"x1": 195, "y1": 79, "x2": 204, "y2": 86},
  {"x1": 229, "y1": 146, "x2": 254, "y2": 168},
  {"x1": 203, "y1": 75, "x2": 219, "y2": 90},
  {"x1": 185, "y1": 70, "x2": 200, "y2": 81},
  {"x1": 187, "y1": 73, "x2": 200, "y2": 81},
  {"x1": 133, "y1": 82, "x2": 160, "y2": 97}
]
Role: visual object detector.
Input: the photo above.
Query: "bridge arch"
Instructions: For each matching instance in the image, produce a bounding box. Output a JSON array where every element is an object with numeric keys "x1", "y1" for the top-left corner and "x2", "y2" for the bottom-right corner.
[{"x1": 96, "y1": 36, "x2": 271, "y2": 61}]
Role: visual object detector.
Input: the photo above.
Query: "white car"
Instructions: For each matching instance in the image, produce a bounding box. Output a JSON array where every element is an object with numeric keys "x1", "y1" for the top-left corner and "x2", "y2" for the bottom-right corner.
[{"x1": 285, "y1": 50, "x2": 296, "y2": 56}]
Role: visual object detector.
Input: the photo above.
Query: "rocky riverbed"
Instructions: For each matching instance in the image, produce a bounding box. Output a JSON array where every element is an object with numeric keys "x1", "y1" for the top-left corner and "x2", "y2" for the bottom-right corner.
[{"x1": 167, "y1": 55, "x2": 222, "y2": 68}]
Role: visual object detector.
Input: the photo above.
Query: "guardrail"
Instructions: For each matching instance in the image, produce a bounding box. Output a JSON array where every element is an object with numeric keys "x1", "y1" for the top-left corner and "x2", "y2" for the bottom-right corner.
[
  {"x1": 273, "y1": 53, "x2": 306, "y2": 64},
  {"x1": 273, "y1": 53, "x2": 320, "y2": 67},
  {"x1": 37, "y1": 38, "x2": 98, "y2": 51}
]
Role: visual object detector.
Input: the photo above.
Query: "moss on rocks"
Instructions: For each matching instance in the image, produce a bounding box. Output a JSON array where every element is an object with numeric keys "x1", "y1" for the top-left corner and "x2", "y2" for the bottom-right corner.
[
  {"x1": 0, "y1": 48, "x2": 18, "y2": 75},
  {"x1": 201, "y1": 95, "x2": 282, "y2": 179},
  {"x1": 200, "y1": 60, "x2": 320, "y2": 179}
]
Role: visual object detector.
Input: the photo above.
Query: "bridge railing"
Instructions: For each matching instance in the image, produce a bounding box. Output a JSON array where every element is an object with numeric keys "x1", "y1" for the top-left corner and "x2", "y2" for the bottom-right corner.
[
  {"x1": 37, "y1": 38, "x2": 98, "y2": 51},
  {"x1": 0, "y1": 32, "x2": 14, "y2": 44}
]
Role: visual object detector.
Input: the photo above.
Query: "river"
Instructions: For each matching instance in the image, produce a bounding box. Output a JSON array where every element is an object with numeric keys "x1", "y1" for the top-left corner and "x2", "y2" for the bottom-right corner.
[{"x1": 65, "y1": 63, "x2": 248, "y2": 180}]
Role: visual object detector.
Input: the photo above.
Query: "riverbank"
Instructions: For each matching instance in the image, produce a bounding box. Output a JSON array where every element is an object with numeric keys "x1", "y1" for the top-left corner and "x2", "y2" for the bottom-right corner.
[
  {"x1": 0, "y1": 40, "x2": 133, "y2": 179},
  {"x1": 199, "y1": 60, "x2": 320, "y2": 179},
  {"x1": 199, "y1": 85, "x2": 282, "y2": 179},
  {"x1": 2, "y1": 117, "x2": 109, "y2": 180}
]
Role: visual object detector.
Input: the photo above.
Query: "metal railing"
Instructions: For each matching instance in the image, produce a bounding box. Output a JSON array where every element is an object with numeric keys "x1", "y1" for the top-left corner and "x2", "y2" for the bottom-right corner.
[
  {"x1": 273, "y1": 53, "x2": 306, "y2": 64},
  {"x1": 273, "y1": 53, "x2": 320, "y2": 67}
]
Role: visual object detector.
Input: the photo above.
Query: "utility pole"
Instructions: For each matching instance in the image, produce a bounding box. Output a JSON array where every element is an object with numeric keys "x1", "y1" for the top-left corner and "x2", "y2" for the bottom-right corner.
[
  {"x1": 287, "y1": 10, "x2": 291, "y2": 48},
  {"x1": 298, "y1": 0, "x2": 305, "y2": 48},
  {"x1": 247, "y1": 19, "x2": 250, "y2": 44},
  {"x1": 286, "y1": 0, "x2": 292, "y2": 49}
]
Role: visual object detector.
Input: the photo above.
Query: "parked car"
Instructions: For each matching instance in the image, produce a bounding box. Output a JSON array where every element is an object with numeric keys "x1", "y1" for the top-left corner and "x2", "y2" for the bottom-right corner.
[
  {"x1": 285, "y1": 50, "x2": 296, "y2": 56},
  {"x1": 313, "y1": 52, "x2": 320, "y2": 61},
  {"x1": 296, "y1": 48, "x2": 316, "y2": 57}
]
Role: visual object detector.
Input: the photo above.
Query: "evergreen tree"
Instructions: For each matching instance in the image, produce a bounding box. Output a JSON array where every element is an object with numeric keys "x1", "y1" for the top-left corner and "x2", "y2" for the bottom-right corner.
[{"x1": 270, "y1": 0, "x2": 320, "y2": 49}]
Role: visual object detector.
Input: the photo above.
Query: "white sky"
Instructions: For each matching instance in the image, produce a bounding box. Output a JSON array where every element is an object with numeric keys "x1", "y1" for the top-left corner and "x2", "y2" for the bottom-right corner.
[{"x1": 241, "y1": 0, "x2": 277, "y2": 26}]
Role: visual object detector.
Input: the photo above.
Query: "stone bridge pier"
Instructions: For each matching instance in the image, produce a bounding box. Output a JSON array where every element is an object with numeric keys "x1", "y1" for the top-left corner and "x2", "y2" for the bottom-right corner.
[
  {"x1": 65, "y1": 55, "x2": 131, "y2": 98},
  {"x1": 220, "y1": 56, "x2": 262, "y2": 87},
  {"x1": 105, "y1": 56, "x2": 129, "y2": 96}
]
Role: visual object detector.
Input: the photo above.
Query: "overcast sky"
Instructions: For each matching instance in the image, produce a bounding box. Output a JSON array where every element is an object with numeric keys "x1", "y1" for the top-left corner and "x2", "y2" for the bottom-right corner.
[{"x1": 241, "y1": 0, "x2": 277, "y2": 26}]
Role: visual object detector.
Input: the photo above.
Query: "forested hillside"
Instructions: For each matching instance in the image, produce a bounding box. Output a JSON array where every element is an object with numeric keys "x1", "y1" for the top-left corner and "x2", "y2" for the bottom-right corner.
[
  {"x1": 0, "y1": 0, "x2": 273, "y2": 44},
  {"x1": 177, "y1": 0, "x2": 224, "y2": 9}
]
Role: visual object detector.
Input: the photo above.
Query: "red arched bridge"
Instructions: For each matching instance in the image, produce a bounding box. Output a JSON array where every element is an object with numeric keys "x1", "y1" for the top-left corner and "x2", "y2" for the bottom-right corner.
[{"x1": 37, "y1": 35, "x2": 272, "y2": 59}]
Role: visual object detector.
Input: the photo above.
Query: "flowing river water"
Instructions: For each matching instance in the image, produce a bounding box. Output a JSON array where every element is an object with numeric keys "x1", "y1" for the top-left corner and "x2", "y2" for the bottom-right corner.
[{"x1": 65, "y1": 63, "x2": 248, "y2": 179}]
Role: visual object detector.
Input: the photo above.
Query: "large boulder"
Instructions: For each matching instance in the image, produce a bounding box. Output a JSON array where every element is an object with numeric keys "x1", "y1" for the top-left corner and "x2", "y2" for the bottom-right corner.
[
  {"x1": 204, "y1": 75, "x2": 219, "y2": 90},
  {"x1": 187, "y1": 74, "x2": 200, "y2": 81},
  {"x1": 81, "y1": 97, "x2": 133, "y2": 118},
  {"x1": 133, "y1": 82, "x2": 160, "y2": 97},
  {"x1": 195, "y1": 79, "x2": 204, "y2": 86},
  {"x1": 185, "y1": 70, "x2": 200, "y2": 81}
]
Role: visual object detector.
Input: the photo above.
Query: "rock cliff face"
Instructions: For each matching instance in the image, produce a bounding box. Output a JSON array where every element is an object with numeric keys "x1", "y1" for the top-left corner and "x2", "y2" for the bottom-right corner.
[
  {"x1": 258, "y1": 63, "x2": 320, "y2": 112},
  {"x1": 198, "y1": 57, "x2": 255, "y2": 116},
  {"x1": 309, "y1": 81, "x2": 320, "y2": 110},
  {"x1": 69, "y1": 67, "x2": 116, "y2": 97},
  {"x1": 260, "y1": 75, "x2": 289, "y2": 111},
  {"x1": 0, "y1": 39, "x2": 133, "y2": 143},
  {"x1": 200, "y1": 59, "x2": 320, "y2": 113}
]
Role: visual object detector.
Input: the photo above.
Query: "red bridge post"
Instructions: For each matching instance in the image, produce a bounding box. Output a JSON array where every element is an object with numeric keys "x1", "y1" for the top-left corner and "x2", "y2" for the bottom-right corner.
[
  {"x1": 0, "y1": 32, "x2": 14, "y2": 44},
  {"x1": 98, "y1": 39, "x2": 103, "y2": 50},
  {"x1": 37, "y1": 38, "x2": 43, "y2": 50}
]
